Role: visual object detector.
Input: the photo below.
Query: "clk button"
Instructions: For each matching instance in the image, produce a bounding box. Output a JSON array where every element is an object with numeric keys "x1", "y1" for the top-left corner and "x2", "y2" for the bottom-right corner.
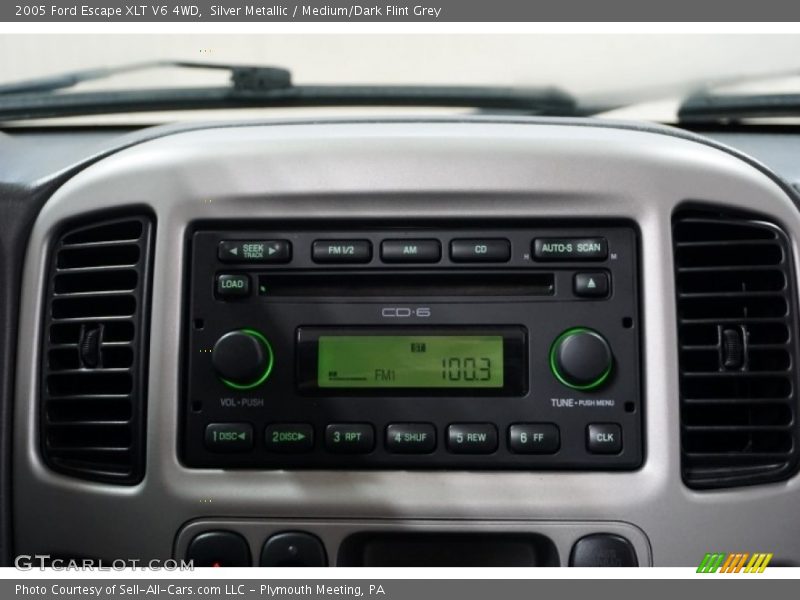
[{"x1": 587, "y1": 423, "x2": 622, "y2": 454}]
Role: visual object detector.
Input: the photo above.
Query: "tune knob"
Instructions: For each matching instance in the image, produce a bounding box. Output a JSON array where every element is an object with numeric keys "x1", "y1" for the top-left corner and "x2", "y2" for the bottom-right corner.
[
  {"x1": 212, "y1": 329, "x2": 274, "y2": 390},
  {"x1": 550, "y1": 327, "x2": 613, "y2": 390}
]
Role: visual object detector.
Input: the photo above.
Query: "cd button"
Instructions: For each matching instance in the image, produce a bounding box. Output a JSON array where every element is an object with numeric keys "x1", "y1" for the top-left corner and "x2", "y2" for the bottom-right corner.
[
  {"x1": 386, "y1": 423, "x2": 436, "y2": 454},
  {"x1": 587, "y1": 423, "x2": 623, "y2": 454},
  {"x1": 325, "y1": 424, "x2": 375, "y2": 454},
  {"x1": 446, "y1": 423, "x2": 498, "y2": 454},
  {"x1": 218, "y1": 240, "x2": 291, "y2": 263},
  {"x1": 450, "y1": 239, "x2": 511, "y2": 262},
  {"x1": 508, "y1": 423, "x2": 560, "y2": 454},
  {"x1": 265, "y1": 424, "x2": 314, "y2": 453},
  {"x1": 312, "y1": 240, "x2": 372, "y2": 263},
  {"x1": 381, "y1": 239, "x2": 441, "y2": 263}
]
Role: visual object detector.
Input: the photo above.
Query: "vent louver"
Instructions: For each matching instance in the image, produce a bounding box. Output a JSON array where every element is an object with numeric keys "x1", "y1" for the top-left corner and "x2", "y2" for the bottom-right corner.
[
  {"x1": 674, "y1": 209, "x2": 800, "y2": 489},
  {"x1": 41, "y1": 215, "x2": 153, "y2": 484}
]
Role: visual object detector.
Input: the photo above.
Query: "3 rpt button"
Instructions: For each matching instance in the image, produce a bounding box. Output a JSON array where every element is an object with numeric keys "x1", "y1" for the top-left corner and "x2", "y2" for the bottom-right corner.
[
  {"x1": 587, "y1": 423, "x2": 622, "y2": 454},
  {"x1": 447, "y1": 424, "x2": 498, "y2": 454},
  {"x1": 325, "y1": 424, "x2": 375, "y2": 454}
]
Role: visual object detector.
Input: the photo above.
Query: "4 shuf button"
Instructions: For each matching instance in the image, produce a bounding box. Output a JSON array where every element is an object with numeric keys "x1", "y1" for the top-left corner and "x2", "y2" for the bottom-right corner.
[{"x1": 386, "y1": 423, "x2": 436, "y2": 454}]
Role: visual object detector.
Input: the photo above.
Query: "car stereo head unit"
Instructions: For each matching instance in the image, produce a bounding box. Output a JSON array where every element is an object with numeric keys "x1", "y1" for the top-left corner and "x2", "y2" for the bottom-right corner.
[{"x1": 183, "y1": 225, "x2": 642, "y2": 470}]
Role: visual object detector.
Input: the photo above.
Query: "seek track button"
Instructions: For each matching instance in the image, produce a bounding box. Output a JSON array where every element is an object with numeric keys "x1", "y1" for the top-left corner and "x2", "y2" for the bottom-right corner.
[
  {"x1": 218, "y1": 240, "x2": 291, "y2": 263},
  {"x1": 265, "y1": 424, "x2": 314, "y2": 453}
]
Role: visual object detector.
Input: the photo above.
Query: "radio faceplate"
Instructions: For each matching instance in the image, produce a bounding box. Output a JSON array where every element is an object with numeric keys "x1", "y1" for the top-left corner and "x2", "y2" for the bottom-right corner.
[{"x1": 183, "y1": 225, "x2": 642, "y2": 469}]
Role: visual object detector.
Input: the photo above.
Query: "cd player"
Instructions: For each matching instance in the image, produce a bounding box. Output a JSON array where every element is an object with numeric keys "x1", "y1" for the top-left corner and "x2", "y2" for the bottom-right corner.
[{"x1": 182, "y1": 224, "x2": 642, "y2": 469}]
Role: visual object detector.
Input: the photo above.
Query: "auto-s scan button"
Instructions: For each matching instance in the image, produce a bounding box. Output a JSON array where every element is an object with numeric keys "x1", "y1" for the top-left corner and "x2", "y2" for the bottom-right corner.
[{"x1": 533, "y1": 237, "x2": 608, "y2": 261}]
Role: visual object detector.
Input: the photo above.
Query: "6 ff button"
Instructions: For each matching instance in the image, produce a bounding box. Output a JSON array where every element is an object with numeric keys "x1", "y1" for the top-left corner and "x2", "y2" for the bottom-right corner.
[
  {"x1": 447, "y1": 424, "x2": 498, "y2": 454},
  {"x1": 509, "y1": 424, "x2": 560, "y2": 454},
  {"x1": 587, "y1": 423, "x2": 622, "y2": 454}
]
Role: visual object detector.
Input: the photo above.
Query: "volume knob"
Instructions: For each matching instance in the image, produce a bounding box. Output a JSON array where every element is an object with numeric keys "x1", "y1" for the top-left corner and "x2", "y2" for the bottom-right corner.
[
  {"x1": 550, "y1": 327, "x2": 613, "y2": 390},
  {"x1": 212, "y1": 329, "x2": 274, "y2": 390}
]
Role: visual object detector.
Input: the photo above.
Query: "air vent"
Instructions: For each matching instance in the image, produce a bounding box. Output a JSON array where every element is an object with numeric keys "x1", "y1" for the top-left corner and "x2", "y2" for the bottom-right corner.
[
  {"x1": 674, "y1": 209, "x2": 800, "y2": 489},
  {"x1": 41, "y1": 215, "x2": 153, "y2": 484}
]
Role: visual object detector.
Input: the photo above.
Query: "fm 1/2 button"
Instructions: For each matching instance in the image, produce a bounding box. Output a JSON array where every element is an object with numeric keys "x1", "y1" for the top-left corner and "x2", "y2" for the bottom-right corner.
[
  {"x1": 550, "y1": 328, "x2": 613, "y2": 390},
  {"x1": 211, "y1": 329, "x2": 274, "y2": 390}
]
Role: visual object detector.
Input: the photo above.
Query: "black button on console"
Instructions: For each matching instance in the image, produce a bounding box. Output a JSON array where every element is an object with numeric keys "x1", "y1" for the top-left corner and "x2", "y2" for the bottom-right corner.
[
  {"x1": 325, "y1": 424, "x2": 375, "y2": 453},
  {"x1": 205, "y1": 423, "x2": 254, "y2": 452},
  {"x1": 260, "y1": 532, "x2": 328, "y2": 567},
  {"x1": 312, "y1": 240, "x2": 372, "y2": 263},
  {"x1": 570, "y1": 533, "x2": 638, "y2": 567},
  {"x1": 265, "y1": 424, "x2": 314, "y2": 453},
  {"x1": 574, "y1": 272, "x2": 609, "y2": 298},
  {"x1": 587, "y1": 423, "x2": 622, "y2": 454},
  {"x1": 533, "y1": 237, "x2": 608, "y2": 261},
  {"x1": 186, "y1": 530, "x2": 252, "y2": 567},
  {"x1": 381, "y1": 239, "x2": 441, "y2": 263},
  {"x1": 450, "y1": 239, "x2": 511, "y2": 263},
  {"x1": 216, "y1": 274, "x2": 250, "y2": 298},
  {"x1": 218, "y1": 240, "x2": 291, "y2": 263},
  {"x1": 508, "y1": 424, "x2": 560, "y2": 454},
  {"x1": 447, "y1": 424, "x2": 498, "y2": 454},
  {"x1": 386, "y1": 423, "x2": 436, "y2": 454}
]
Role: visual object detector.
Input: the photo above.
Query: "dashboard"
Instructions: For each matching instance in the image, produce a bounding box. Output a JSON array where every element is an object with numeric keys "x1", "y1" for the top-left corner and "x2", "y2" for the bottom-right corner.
[{"x1": 3, "y1": 117, "x2": 800, "y2": 567}]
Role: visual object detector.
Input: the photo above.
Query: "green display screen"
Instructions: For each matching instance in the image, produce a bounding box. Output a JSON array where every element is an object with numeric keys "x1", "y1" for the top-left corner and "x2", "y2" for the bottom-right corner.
[{"x1": 317, "y1": 335, "x2": 504, "y2": 389}]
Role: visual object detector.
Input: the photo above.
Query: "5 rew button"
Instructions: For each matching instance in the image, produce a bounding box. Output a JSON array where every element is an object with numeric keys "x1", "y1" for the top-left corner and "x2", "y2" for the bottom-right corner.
[{"x1": 447, "y1": 424, "x2": 498, "y2": 454}]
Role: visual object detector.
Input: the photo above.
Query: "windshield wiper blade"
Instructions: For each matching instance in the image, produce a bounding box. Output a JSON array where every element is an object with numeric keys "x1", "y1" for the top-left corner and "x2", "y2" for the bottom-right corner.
[
  {"x1": 679, "y1": 92, "x2": 800, "y2": 122},
  {"x1": 0, "y1": 60, "x2": 293, "y2": 96},
  {"x1": 0, "y1": 69, "x2": 577, "y2": 121}
]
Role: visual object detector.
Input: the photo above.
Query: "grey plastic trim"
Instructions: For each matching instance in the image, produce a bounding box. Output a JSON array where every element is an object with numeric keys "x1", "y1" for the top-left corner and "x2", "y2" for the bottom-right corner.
[
  {"x1": 175, "y1": 519, "x2": 653, "y2": 567},
  {"x1": 14, "y1": 119, "x2": 800, "y2": 566}
]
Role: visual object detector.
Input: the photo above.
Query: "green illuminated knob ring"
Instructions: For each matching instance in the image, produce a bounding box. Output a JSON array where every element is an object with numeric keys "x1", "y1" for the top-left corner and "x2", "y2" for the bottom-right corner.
[
  {"x1": 211, "y1": 328, "x2": 274, "y2": 390},
  {"x1": 549, "y1": 327, "x2": 613, "y2": 391}
]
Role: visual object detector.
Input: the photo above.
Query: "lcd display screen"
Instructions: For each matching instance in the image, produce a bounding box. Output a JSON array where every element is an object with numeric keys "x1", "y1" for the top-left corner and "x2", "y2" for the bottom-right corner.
[{"x1": 317, "y1": 335, "x2": 504, "y2": 389}]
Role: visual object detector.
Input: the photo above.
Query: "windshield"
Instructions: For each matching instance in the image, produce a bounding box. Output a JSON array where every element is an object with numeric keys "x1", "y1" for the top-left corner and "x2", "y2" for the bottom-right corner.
[{"x1": 2, "y1": 34, "x2": 800, "y2": 125}]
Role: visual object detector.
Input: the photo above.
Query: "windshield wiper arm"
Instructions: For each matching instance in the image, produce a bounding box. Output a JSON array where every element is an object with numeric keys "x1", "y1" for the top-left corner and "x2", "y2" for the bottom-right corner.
[
  {"x1": 679, "y1": 91, "x2": 800, "y2": 123},
  {"x1": 0, "y1": 60, "x2": 293, "y2": 96},
  {"x1": 0, "y1": 60, "x2": 577, "y2": 121}
]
